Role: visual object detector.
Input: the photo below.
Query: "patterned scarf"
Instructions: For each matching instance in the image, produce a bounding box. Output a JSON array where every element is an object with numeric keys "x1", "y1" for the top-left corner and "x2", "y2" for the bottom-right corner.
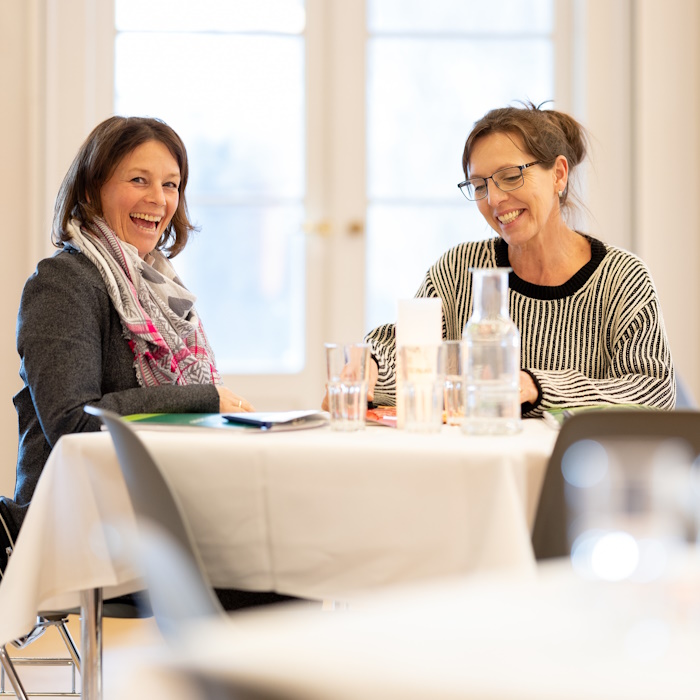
[{"x1": 65, "y1": 218, "x2": 222, "y2": 387}]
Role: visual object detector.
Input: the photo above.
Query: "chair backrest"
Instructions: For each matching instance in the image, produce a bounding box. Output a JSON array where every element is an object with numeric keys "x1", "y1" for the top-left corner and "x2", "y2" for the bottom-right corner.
[
  {"x1": 127, "y1": 520, "x2": 226, "y2": 643},
  {"x1": 675, "y1": 374, "x2": 698, "y2": 410},
  {"x1": 532, "y1": 409, "x2": 700, "y2": 560},
  {"x1": 83, "y1": 406, "x2": 223, "y2": 635}
]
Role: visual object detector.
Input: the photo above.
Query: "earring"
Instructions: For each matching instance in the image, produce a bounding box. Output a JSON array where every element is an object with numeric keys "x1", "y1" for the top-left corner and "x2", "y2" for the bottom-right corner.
[{"x1": 558, "y1": 190, "x2": 564, "y2": 198}]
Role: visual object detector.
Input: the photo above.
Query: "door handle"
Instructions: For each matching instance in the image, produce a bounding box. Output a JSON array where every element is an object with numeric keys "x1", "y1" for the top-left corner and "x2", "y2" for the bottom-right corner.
[{"x1": 303, "y1": 219, "x2": 332, "y2": 237}]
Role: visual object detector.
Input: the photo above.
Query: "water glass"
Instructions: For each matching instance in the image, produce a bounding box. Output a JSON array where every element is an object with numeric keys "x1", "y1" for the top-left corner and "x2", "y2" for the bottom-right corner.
[
  {"x1": 439, "y1": 340, "x2": 466, "y2": 426},
  {"x1": 325, "y1": 343, "x2": 370, "y2": 431},
  {"x1": 398, "y1": 345, "x2": 442, "y2": 433}
]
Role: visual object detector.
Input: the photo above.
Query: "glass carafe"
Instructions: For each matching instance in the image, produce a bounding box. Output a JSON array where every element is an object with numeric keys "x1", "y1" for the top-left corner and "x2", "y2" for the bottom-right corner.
[{"x1": 462, "y1": 268, "x2": 521, "y2": 435}]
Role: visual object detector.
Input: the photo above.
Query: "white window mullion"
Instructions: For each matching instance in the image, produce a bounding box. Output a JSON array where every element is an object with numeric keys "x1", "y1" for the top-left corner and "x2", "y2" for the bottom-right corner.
[{"x1": 323, "y1": 0, "x2": 368, "y2": 345}]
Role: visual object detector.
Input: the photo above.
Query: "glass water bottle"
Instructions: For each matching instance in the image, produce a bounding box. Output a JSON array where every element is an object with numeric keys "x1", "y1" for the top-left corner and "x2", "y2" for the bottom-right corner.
[{"x1": 462, "y1": 267, "x2": 521, "y2": 435}]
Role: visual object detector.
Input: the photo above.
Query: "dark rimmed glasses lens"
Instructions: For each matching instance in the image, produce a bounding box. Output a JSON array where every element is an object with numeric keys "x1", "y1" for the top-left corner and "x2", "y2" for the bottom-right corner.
[{"x1": 458, "y1": 161, "x2": 542, "y2": 201}]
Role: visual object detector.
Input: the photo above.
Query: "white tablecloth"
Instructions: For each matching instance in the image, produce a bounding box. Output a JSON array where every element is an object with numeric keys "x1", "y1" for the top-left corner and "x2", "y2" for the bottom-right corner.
[
  {"x1": 116, "y1": 555, "x2": 700, "y2": 700},
  {"x1": 0, "y1": 419, "x2": 557, "y2": 645}
]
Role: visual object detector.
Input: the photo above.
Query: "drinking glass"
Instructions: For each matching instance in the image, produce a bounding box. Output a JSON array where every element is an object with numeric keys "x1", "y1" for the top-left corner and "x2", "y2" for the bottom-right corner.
[
  {"x1": 439, "y1": 340, "x2": 466, "y2": 426},
  {"x1": 397, "y1": 345, "x2": 442, "y2": 433},
  {"x1": 325, "y1": 343, "x2": 371, "y2": 431}
]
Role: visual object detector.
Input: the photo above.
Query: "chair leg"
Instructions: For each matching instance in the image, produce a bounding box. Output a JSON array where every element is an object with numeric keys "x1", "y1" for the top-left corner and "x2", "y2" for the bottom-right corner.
[
  {"x1": 0, "y1": 645, "x2": 29, "y2": 700},
  {"x1": 56, "y1": 621, "x2": 81, "y2": 674},
  {"x1": 80, "y1": 588, "x2": 103, "y2": 700}
]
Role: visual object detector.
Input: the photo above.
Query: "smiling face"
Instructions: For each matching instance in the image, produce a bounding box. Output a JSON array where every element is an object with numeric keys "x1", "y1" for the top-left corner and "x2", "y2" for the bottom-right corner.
[
  {"x1": 468, "y1": 131, "x2": 568, "y2": 249},
  {"x1": 99, "y1": 140, "x2": 181, "y2": 259}
]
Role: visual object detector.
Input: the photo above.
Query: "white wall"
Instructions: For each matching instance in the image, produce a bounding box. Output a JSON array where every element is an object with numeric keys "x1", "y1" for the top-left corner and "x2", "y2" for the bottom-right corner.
[
  {"x1": 572, "y1": 0, "x2": 634, "y2": 251},
  {"x1": 634, "y1": 0, "x2": 700, "y2": 399},
  {"x1": 575, "y1": 0, "x2": 700, "y2": 402},
  {"x1": 0, "y1": 1, "x2": 39, "y2": 498},
  {"x1": 0, "y1": 0, "x2": 115, "y2": 498},
  {"x1": 0, "y1": 0, "x2": 698, "y2": 499}
]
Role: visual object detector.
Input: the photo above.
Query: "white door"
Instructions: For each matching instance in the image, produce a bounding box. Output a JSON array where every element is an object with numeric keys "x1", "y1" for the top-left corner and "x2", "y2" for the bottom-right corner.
[{"x1": 51, "y1": 0, "x2": 561, "y2": 411}]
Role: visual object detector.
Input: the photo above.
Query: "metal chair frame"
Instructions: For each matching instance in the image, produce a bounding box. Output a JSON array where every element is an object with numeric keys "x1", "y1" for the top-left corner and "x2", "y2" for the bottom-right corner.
[
  {"x1": 0, "y1": 412, "x2": 154, "y2": 699},
  {"x1": 0, "y1": 614, "x2": 80, "y2": 699}
]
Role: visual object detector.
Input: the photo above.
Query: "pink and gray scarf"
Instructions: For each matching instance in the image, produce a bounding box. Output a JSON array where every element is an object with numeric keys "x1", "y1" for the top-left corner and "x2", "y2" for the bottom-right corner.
[{"x1": 66, "y1": 218, "x2": 221, "y2": 388}]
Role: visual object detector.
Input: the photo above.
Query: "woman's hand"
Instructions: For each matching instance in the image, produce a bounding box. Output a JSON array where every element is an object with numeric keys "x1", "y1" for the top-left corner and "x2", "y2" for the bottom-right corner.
[
  {"x1": 519, "y1": 370, "x2": 538, "y2": 404},
  {"x1": 321, "y1": 357, "x2": 379, "y2": 411},
  {"x1": 217, "y1": 386, "x2": 255, "y2": 413}
]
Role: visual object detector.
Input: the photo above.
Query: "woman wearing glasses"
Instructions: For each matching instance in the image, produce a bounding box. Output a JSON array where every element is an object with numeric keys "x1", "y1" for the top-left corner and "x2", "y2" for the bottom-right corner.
[{"x1": 364, "y1": 102, "x2": 675, "y2": 412}]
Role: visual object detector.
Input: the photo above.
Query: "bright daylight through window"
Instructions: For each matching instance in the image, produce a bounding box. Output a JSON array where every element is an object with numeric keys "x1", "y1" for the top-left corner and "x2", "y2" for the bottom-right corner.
[
  {"x1": 114, "y1": 0, "x2": 553, "y2": 372},
  {"x1": 115, "y1": 0, "x2": 306, "y2": 375},
  {"x1": 365, "y1": 0, "x2": 554, "y2": 329}
]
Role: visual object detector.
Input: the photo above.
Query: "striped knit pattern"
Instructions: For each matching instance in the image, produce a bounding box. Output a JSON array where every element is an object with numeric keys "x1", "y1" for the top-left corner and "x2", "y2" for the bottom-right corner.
[{"x1": 365, "y1": 235, "x2": 676, "y2": 415}]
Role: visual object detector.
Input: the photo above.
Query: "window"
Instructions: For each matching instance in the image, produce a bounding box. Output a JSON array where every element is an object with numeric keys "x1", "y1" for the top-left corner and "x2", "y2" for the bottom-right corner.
[
  {"x1": 365, "y1": 0, "x2": 555, "y2": 329},
  {"x1": 114, "y1": 0, "x2": 306, "y2": 374},
  {"x1": 113, "y1": 0, "x2": 557, "y2": 394}
]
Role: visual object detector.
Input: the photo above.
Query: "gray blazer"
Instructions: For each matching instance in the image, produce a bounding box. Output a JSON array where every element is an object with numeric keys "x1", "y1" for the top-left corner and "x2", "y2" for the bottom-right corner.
[{"x1": 5, "y1": 247, "x2": 219, "y2": 532}]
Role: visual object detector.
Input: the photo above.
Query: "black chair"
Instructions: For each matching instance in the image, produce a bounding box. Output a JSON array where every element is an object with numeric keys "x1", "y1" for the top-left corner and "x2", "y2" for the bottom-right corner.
[
  {"x1": 532, "y1": 409, "x2": 700, "y2": 560},
  {"x1": 83, "y1": 405, "x2": 224, "y2": 638},
  {"x1": 675, "y1": 374, "x2": 698, "y2": 410},
  {"x1": 84, "y1": 407, "x2": 303, "y2": 638}
]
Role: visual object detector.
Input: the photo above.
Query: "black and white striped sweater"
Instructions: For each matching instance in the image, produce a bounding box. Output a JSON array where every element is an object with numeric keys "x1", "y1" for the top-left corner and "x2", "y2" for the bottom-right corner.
[{"x1": 365, "y1": 235, "x2": 676, "y2": 415}]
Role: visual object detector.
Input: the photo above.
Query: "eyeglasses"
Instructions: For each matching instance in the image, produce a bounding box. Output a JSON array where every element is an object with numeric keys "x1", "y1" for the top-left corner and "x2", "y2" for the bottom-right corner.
[{"x1": 457, "y1": 161, "x2": 542, "y2": 201}]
